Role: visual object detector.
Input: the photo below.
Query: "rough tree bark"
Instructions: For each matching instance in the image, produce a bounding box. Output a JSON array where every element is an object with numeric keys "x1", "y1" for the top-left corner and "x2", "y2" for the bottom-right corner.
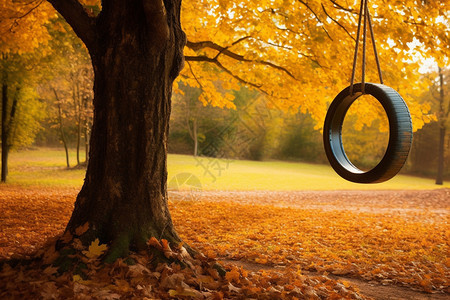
[{"x1": 48, "y1": 0, "x2": 186, "y2": 261}]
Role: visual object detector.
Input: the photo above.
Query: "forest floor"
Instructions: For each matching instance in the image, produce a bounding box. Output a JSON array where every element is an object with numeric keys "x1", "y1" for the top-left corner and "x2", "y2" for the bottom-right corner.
[{"x1": 0, "y1": 186, "x2": 448, "y2": 299}]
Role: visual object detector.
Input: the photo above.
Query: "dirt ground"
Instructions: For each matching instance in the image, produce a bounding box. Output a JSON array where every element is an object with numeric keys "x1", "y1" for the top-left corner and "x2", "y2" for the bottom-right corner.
[
  {"x1": 227, "y1": 259, "x2": 448, "y2": 300},
  {"x1": 169, "y1": 189, "x2": 449, "y2": 215}
]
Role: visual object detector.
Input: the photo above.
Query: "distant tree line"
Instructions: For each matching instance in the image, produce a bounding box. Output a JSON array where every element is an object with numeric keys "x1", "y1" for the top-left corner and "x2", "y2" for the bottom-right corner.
[{"x1": 169, "y1": 81, "x2": 450, "y2": 181}]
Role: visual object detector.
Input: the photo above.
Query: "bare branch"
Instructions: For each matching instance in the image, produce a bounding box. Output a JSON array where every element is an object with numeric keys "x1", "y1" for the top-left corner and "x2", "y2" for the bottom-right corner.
[
  {"x1": 47, "y1": 0, "x2": 97, "y2": 51},
  {"x1": 297, "y1": 0, "x2": 333, "y2": 41},
  {"x1": 186, "y1": 40, "x2": 297, "y2": 80},
  {"x1": 329, "y1": 0, "x2": 355, "y2": 13},
  {"x1": 212, "y1": 36, "x2": 250, "y2": 60},
  {"x1": 7, "y1": 0, "x2": 45, "y2": 33},
  {"x1": 253, "y1": 37, "x2": 293, "y2": 50},
  {"x1": 184, "y1": 55, "x2": 215, "y2": 63},
  {"x1": 231, "y1": 36, "x2": 251, "y2": 46},
  {"x1": 212, "y1": 59, "x2": 263, "y2": 90},
  {"x1": 329, "y1": 0, "x2": 387, "y2": 20},
  {"x1": 321, "y1": 3, "x2": 355, "y2": 41},
  {"x1": 8, "y1": 0, "x2": 43, "y2": 20},
  {"x1": 185, "y1": 55, "x2": 278, "y2": 97},
  {"x1": 186, "y1": 61, "x2": 203, "y2": 89}
]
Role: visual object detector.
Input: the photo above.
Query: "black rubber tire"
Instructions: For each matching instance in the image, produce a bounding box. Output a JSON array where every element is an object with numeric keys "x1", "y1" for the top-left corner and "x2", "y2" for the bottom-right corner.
[{"x1": 323, "y1": 83, "x2": 412, "y2": 183}]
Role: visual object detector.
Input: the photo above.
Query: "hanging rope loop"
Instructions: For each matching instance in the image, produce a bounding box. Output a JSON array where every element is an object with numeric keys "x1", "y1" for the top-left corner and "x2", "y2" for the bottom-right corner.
[{"x1": 349, "y1": 0, "x2": 383, "y2": 95}]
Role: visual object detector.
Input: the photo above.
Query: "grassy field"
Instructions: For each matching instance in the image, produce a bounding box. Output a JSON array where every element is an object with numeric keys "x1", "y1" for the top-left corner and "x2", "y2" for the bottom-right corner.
[{"x1": 5, "y1": 147, "x2": 449, "y2": 190}]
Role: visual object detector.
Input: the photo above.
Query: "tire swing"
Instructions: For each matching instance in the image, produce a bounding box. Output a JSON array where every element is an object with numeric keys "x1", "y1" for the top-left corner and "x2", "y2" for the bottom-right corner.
[{"x1": 323, "y1": 0, "x2": 412, "y2": 183}]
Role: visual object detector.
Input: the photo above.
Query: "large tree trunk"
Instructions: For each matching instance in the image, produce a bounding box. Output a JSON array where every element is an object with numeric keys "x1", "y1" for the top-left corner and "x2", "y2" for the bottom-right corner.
[{"x1": 50, "y1": 0, "x2": 186, "y2": 261}]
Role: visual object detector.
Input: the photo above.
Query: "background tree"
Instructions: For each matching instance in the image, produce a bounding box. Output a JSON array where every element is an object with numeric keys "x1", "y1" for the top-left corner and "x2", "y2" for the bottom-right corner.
[
  {"x1": 409, "y1": 67, "x2": 450, "y2": 183},
  {"x1": 277, "y1": 112, "x2": 326, "y2": 163},
  {"x1": 434, "y1": 67, "x2": 449, "y2": 185},
  {"x1": 170, "y1": 83, "x2": 204, "y2": 156},
  {"x1": 1, "y1": 54, "x2": 47, "y2": 181},
  {"x1": 52, "y1": 83, "x2": 72, "y2": 168},
  {"x1": 0, "y1": 0, "x2": 53, "y2": 181},
  {"x1": 37, "y1": 16, "x2": 93, "y2": 167}
]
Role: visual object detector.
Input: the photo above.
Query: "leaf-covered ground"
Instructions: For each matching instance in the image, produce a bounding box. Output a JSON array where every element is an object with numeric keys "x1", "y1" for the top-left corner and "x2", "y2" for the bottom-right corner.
[{"x1": 0, "y1": 186, "x2": 449, "y2": 299}]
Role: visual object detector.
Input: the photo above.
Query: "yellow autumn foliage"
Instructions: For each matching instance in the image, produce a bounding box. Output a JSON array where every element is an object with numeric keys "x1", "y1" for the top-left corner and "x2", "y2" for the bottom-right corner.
[
  {"x1": 0, "y1": 0, "x2": 55, "y2": 53},
  {"x1": 1, "y1": 0, "x2": 448, "y2": 130},
  {"x1": 180, "y1": 0, "x2": 449, "y2": 130}
]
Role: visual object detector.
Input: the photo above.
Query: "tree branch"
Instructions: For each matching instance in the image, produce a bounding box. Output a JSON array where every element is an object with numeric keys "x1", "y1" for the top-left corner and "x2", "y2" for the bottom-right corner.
[
  {"x1": 47, "y1": 0, "x2": 97, "y2": 51},
  {"x1": 6, "y1": 0, "x2": 45, "y2": 33},
  {"x1": 329, "y1": 0, "x2": 354, "y2": 13},
  {"x1": 321, "y1": 3, "x2": 355, "y2": 41},
  {"x1": 329, "y1": 0, "x2": 385, "y2": 20},
  {"x1": 185, "y1": 55, "x2": 276, "y2": 96},
  {"x1": 186, "y1": 61, "x2": 203, "y2": 89},
  {"x1": 212, "y1": 59, "x2": 264, "y2": 90},
  {"x1": 9, "y1": 0, "x2": 44, "y2": 20},
  {"x1": 186, "y1": 40, "x2": 297, "y2": 80},
  {"x1": 297, "y1": 0, "x2": 333, "y2": 41},
  {"x1": 184, "y1": 55, "x2": 215, "y2": 63}
]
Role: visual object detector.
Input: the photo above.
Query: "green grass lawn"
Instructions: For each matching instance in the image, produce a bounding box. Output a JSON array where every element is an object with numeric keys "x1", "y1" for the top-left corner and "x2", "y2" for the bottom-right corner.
[{"x1": 4, "y1": 147, "x2": 449, "y2": 190}]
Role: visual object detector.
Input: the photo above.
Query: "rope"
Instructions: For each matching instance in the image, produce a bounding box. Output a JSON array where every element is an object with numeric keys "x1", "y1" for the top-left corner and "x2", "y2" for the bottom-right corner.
[
  {"x1": 367, "y1": 6, "x2": 383, "y2": 84},
  {"x1": 361, "y1": 0, "x2": 368, "y2": 93},
  {"x1": 349, "y1": 0, "x2": 365, "y2": 95},
  {"x1": 349, "y1": 0, "x2": 383, "y2": 95}
]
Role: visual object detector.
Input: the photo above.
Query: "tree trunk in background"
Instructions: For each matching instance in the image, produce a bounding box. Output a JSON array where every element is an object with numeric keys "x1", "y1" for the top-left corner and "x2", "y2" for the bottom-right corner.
[
  {"x1": 436, "y1": 126, "x2": 445, "y2": 185},
  {"x1": 83, "y1": 95, "x2": 90, "y2": 164},
  {"x1": 49, "y1": 0, "x2": 186, "y2": 261},
  {"x1": 1, "y1": 81, "x2": 19, "y2": 182},
  {"x1": 53, "y1": 89, "x2": 70, "y2": 168},
  {"x1": 76, "y1": 113, "x2": 81, "y2": 165},
  {"x1": 193, "y1": 118, "x2": 198, "y2": 156},
  {"x1": 75, "y1": 82, "x2": 81, "y2": 165},
  {"x1": 1, "y1": 82, "x2": 8, "y2": 182},
  {"x1": 436, "y1": 68, "x2": 445, "y2": 185},
  {"x1": 84, "y1": 114, "x2": 89, "y2": 163}
]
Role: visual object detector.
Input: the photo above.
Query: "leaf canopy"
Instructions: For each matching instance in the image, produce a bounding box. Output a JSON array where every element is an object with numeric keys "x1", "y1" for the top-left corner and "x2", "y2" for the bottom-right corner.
[{"x1": 1, "y1": 0, "x2": 449, "y2": 130}]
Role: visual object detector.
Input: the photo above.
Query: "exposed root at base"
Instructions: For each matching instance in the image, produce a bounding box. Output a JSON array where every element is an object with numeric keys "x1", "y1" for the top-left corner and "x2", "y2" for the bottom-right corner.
[{"x1": 0, "y1": 235, "x2": 369, "y2": 299}]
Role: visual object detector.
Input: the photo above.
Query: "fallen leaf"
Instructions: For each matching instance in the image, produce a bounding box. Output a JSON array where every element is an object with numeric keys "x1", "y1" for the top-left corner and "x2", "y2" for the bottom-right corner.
[{"x1": 82, "y1": 238, "x2": 108, "y2": 259}]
